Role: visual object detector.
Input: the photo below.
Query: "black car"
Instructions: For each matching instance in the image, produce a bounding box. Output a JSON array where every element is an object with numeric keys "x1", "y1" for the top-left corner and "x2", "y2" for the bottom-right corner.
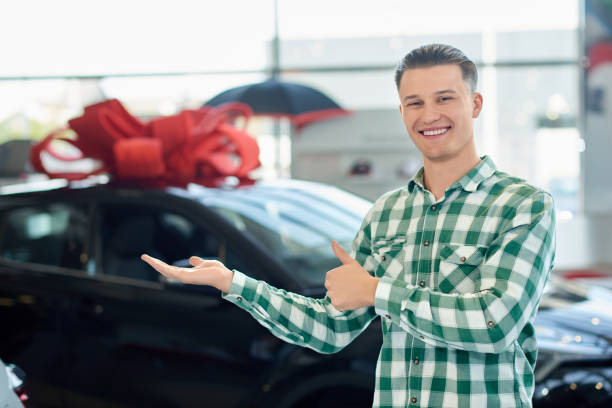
[
  {"x1": 532, "y1": 279, "x2": 612, "y2": 408},
  {"x1": 0, "y1": 177, "x2": 380, "y2": 408},
  {"x1": 0, "y1": 178, "x2": 610, "y2": 407}
]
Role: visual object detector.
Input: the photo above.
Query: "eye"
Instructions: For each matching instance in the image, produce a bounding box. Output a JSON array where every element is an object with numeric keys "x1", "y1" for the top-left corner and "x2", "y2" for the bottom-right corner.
[
  {"x1": 439, "y1": 96, "x2": 453, "y2": 102},
  {"x1": 406, "y1": 101, "x2": 422, "y2": 107}
]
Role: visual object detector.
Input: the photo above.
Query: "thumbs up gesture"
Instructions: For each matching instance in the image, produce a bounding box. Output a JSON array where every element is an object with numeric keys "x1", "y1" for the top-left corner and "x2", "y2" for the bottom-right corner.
[{"x1": 325, "y1": 240, "x2": 380, "y2": 311}]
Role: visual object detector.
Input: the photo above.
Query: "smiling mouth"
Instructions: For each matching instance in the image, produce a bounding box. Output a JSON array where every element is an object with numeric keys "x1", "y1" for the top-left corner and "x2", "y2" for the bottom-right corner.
[{"x1": 420, "y1": 127, "x2": 450, "y2": 136}]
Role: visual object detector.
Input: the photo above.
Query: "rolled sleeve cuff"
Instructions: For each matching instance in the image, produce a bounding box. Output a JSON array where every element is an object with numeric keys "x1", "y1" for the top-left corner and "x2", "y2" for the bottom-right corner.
[
  {"x1": 374, "y1": 276, "x2": 420, "y2": 321},
  {"x1": 374, "y1": 276, "x2": 402, "y2": 320},
  {"x1": 221, "y1": 270, "x2": 260, "y2": 305}
]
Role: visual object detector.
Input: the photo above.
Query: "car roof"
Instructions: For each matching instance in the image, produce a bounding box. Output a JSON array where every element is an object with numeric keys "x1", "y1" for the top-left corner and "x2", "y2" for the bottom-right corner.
[{"x1": 0, "y1": 176, "x2": 372, "y2": 213}]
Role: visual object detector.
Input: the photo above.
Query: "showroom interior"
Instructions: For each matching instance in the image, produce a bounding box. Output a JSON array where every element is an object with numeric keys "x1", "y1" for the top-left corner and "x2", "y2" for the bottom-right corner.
[{"x1": 1, "y1": 0, "x2": 611, "y2": 407}]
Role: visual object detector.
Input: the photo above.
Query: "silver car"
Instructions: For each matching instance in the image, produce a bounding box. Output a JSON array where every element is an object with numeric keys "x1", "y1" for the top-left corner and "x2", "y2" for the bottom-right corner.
[{"x1": 0, "y1": 358, "x2": 25, "y2": 408}]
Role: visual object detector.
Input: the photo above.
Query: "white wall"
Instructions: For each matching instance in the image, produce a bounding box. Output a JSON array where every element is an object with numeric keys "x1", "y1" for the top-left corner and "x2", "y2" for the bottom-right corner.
[{"x1": 292, "y1": 109, "x2": 421, "y2": 201}]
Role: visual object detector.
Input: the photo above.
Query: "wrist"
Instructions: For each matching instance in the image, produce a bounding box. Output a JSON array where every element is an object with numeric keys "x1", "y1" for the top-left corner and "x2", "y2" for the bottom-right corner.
[{"x1": 216, "y1": 267, "x2": 234, "y2": 294}]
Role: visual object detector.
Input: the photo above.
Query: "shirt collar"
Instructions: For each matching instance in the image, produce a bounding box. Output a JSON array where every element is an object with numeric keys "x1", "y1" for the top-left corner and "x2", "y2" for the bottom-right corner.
[{"x1": 408, "y1": 155, "x2": 497, "y2": 193}]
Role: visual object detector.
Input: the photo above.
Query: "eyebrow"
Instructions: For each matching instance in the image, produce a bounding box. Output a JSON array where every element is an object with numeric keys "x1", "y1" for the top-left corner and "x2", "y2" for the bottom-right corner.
[{"x1": 402, "y1": 89, "x2": 457, "y2": 103}]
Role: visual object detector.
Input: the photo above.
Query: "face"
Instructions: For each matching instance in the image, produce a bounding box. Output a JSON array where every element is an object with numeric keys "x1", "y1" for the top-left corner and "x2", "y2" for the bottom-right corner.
[{"x1": 398, "y1": 64, "x2": 482, "y2": 163}]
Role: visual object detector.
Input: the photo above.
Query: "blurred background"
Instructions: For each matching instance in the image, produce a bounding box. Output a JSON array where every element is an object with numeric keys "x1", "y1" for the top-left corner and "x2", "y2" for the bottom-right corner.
[{"x1": 0, "y1": 0, "x2": 610, "y2": 272}]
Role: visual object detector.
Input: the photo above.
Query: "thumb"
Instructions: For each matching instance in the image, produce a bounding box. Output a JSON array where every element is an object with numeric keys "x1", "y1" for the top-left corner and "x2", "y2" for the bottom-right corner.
[
  {"x1": 189, "y1": 256, "x2": 206, "y2": 267},
  {"x1": 331, "y1": 240, "x2": 356, "y2": 265}
]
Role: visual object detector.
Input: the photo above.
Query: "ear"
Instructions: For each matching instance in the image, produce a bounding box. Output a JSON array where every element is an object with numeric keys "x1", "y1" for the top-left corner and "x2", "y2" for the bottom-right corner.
[
  {"x1": 472, "y1": 92, "x2": 483, "y2": 118},
  {"x1": 398, "y1": 103, "x2": 403, "y2": 116}
]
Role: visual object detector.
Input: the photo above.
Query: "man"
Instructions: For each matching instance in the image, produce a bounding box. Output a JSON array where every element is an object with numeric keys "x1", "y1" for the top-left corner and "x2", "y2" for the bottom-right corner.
[{"x1": 142, "y1": 44, "x2": 556, "y2": 407}]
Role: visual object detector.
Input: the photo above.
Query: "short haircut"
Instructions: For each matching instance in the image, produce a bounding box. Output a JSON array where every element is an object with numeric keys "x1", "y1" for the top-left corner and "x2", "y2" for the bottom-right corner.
[{"x1": 394, "y1": 44, "x2": 478, "y2": 93}]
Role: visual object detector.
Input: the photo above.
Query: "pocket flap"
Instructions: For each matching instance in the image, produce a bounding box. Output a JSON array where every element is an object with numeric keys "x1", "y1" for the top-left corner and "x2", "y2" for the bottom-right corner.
[
  {"x1": 373, "y1": 236, "x2": 407, "y2": 254},
  {"x1": 439, "y1": 244, "x2": 486, "y2": 265}
]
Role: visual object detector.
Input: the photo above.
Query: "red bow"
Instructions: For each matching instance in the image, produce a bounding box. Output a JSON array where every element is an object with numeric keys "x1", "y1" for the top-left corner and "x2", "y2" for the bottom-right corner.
[{"x1": 30, "y1": 99, "x2": 261, "y2": 187}]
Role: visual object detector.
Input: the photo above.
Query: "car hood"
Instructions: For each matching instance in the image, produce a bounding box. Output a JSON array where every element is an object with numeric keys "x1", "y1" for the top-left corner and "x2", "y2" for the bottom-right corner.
[{"x1": 535, "y1": 280, "x2": 612, "y2": 356}]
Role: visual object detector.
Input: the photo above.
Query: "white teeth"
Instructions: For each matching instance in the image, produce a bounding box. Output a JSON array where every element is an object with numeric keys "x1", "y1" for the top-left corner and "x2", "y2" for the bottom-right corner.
[{"x1": 422, "y1": 128, "x2": 448, "y2": 136}]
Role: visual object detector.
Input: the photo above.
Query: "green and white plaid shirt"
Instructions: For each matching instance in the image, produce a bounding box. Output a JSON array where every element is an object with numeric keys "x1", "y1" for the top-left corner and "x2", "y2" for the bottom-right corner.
[{"x1": 223, "y1": 156, "x2": 556, "y2": 407}]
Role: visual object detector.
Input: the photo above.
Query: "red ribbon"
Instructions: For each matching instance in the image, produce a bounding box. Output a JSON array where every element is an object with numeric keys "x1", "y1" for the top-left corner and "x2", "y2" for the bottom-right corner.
[{"x1": 30, "y1": 99, "x2": 260, "y2": 187}]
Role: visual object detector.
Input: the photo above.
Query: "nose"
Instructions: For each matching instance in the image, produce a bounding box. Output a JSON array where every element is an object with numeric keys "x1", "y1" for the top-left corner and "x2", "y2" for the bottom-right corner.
[{"x1": 421, "y1": 104, "x2": 442, "y2": 124}]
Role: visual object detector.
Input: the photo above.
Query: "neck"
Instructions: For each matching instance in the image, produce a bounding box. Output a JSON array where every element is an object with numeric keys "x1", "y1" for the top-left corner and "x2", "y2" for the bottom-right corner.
[{"x1": 422, "y1": 148, "x2": 481, "y2": 201}]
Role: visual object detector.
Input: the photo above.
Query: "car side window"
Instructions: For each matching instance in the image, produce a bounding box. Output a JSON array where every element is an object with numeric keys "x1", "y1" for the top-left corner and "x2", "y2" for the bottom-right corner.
[
  {"x1": 0, "y1": 203, "x2": 89, "y2": 271},
  {"x1": 100, "y1": 205, "x2": 253, "y2": 282}
]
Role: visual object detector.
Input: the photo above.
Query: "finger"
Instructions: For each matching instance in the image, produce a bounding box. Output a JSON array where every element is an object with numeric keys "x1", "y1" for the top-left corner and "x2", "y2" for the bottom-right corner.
[
  {"x1": 331, "y1": 240, "x2": 356, "y2": 265},
  {"x1": 141, "y1": 254, "x2": 175, "y2": 277},
  {"x1": 141, "y1": 254, "x2": 165, "y2": 268},
  {"x1": 189, "y1": 256, "x2": 206, "y2": 267}
]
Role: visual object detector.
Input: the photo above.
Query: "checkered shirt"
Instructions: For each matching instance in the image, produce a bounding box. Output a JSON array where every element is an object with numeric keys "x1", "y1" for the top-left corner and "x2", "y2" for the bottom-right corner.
[{"x1": 223, "y1": 156, "x2": 556, "y2": 407}]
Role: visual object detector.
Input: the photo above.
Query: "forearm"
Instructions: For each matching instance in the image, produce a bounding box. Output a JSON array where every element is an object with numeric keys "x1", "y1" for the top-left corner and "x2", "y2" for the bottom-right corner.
[
  {"x1": 223, "y1": 270, "x2": 377, "y2": 354},
  {"x1": 374, "y1": 279, "x2": 522, "y2": 353}
]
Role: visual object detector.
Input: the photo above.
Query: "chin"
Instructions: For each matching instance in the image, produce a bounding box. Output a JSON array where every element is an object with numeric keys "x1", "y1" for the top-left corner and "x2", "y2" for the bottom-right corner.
[{"x1": 423, "y1": 151, "x2": 456, "y2": 163}]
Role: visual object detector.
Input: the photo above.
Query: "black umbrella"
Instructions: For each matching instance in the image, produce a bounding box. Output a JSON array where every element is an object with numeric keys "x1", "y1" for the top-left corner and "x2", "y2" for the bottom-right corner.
[{"x1": 204, "y1": 78, "x2": 350, "y2": 129}]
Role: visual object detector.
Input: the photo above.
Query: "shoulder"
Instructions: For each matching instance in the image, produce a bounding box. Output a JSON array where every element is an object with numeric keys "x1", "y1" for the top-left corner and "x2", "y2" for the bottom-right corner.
[
  {"x1": 358, "y1": 185, "x2": 410, "y2": 225},
  {"x1": 485, "y1": 170, "x2": 553, "y2": 207},
  {"x1": 372, "y1": 185, "x2": 409, "y2": 211},
  {"x1": 484, "y1": 171, "x2": 554, "y2": 227}
]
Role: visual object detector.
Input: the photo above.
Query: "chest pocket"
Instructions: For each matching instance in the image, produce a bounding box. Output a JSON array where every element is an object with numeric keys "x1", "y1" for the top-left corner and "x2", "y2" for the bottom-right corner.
[
  {"x1": 437, "y1": 244, "x2": 487, "y2": 294},
  {"x1": 372, "y1": 236, "x2": 407, "y2": 280}
]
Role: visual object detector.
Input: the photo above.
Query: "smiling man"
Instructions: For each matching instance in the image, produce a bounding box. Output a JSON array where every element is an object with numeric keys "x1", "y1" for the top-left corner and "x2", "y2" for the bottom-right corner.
[{"x1": 142, "y1": 44, "x2": 556, "y2": 407}]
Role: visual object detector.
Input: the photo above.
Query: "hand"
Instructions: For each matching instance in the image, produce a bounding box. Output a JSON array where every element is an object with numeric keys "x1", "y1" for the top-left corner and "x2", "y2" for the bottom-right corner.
[
  {"x1": 325, "y1": 241, "x2": 379, "y2": 311},
  {"x1": 141, "y1": 254, "x2": 234, "y2": 293}
]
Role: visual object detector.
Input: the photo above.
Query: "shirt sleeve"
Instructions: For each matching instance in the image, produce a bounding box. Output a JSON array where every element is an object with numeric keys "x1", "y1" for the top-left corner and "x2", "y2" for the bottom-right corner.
[
  {"x1": 221, "y1": 204, "x2": 379, "y2": 354},
  {"x1": 373, "y1": 191, "x2": 556, "y2": 354}
]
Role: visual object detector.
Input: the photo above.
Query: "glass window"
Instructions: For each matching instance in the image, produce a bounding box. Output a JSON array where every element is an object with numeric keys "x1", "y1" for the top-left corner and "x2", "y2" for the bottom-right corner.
[
  {"x1": 279, "y1": 33, "x2": 482, "y2": 71},
  {"x1": 203, "y1": 183, "x2": 371, "y2": 286},
  {"x1": 0, "y1": 79, "x2": 82, "y2": 145},
  {"x1": 100, "y1": 204, "x2": 252, "y2": 282},
  {"x1": 1, "y1": 1, "x2": 275, "y2": 77},
  {"x1": 99, "y1": 73, "x2": 268, "y2": 116},
  {"x1": 278, "y1": 0, "x2": 577, "y2": 42},
  {"x1": 495, "y1": 30, "x2": 578, "y2": 61},
  {"x1": 281, "y1": 70, "x2": 399, "y2": 110},
  {"x1": 491, "y1": 65, "x2": 581, "y2": 217},
  {"x1": 0, "y1": 203, "x2": 89, "y2": 270}
]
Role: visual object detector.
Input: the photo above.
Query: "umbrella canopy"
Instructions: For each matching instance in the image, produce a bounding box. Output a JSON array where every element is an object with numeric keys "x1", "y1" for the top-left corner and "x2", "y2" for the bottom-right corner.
[{"x1": 204, "y1": 78, "x2": 350, "y2": 129}]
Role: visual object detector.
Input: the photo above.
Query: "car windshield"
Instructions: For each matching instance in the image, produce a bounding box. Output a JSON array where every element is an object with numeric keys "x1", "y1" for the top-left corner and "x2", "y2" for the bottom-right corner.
[{"x1": 194, "y1": 180, "x2": 372, "y2": 286}]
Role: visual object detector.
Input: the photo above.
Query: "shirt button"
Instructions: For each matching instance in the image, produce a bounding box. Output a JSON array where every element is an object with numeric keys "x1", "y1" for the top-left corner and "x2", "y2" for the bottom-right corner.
[
  {"x1": 423, "y1": 240, "x2": 430, "y2": 246},
  {"x1": 419, "y1": 280, "x2": 425, "y2": 287},
  {"x1": 488, "y1": 320, "x2": 495, "y2": 327},
  {"x1": 431, "y1": 205, "x2": 437, "y2": 211},
  {"x1": 411, "y1": 397, "x2": 417, "y2": 403},
  {"x1": 237, "y1": 296, "x2": 243, "y2": 302},
  {"x1": 460, "y1": 256, "x2": 467, "y2": 262},
  {"x1": 414, "y1": 358, "x2": 419, "y2": 365}
]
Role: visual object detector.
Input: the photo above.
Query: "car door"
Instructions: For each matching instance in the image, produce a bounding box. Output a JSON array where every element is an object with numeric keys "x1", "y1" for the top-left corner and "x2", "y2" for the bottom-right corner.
[
  {"x1": 62, "y1": 191, "x2": 288, "y2": 408},
  {"x1": 0, "y1": 197, "x2": 92, "y2": 407}
]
